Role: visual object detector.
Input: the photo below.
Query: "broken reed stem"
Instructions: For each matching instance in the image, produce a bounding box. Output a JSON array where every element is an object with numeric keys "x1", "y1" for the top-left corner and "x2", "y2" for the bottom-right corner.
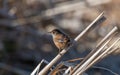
[
  {"x1": 73, "y1": 36, "x2": 112, "y2": 75},
  {"x1": 71, "y1": 26, "x2": 118, "y2": 74},
  {"x1": 91, "y1": 47, "x2": 119, "y2": 65},
  {"x1": 96, "y1": 47, "x2": 119, "y2": 64},
  {"x1": 104, "y1": 47, "x2": 119, "y2": 57},
  {"x1": 96, "y1": 26, "x2": 118, "y2": 47},
  {"x1": 67, "y1": 58, "x2": 84, "y2": 62},
  {"x1": 31, "y1": 60, "x2": 45, "y2": 75},
  {"x1": 63, "y1": 67, "x2": 72, "y2": 75},
  {"x1": 77, "y1": 38, "x2": 120, "y2": 75},
  {"x1": 38, "y1": 12, "x2": 104, "y2": 75}
]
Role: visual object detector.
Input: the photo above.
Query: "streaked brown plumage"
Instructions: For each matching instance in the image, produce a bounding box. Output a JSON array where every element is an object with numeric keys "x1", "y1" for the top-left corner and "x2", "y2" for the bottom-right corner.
[{"x1": 49, "y1": 29, "x2": 71, "y2": 52}]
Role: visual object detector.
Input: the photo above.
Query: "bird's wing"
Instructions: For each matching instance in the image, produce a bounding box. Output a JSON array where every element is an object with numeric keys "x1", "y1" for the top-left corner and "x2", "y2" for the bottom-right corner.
[{"x1": 57, "y1": 36, "x2": 70, "y2": 43}]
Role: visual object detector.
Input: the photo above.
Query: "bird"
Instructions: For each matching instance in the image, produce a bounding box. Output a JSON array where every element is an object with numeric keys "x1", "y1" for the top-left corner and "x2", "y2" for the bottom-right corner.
[{"x1": 49, "y1": 29, "x2": 72, "y2": 52}]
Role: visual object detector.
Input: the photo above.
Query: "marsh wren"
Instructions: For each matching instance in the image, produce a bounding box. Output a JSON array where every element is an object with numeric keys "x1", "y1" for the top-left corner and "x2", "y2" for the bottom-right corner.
[{"x1": 49, "y1": 29, "x2": 72, "y2": 52}]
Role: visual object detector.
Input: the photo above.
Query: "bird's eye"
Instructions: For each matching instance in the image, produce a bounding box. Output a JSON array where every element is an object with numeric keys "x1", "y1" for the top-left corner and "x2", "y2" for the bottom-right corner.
[{"x1": 52, "y1": 31, "x2": 55, "y2": 34}]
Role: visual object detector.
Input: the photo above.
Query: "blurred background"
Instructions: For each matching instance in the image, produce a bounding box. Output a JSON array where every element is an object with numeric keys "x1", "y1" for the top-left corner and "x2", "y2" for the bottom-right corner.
[{"x1": 0, "y1": 0, "x2": 120, "y2": 75}]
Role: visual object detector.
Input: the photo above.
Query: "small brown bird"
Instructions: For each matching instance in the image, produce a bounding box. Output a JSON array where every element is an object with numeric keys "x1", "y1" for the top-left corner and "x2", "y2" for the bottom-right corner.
[{"x1": 49, "y1": 29, "x2": 72, "y2": 52}]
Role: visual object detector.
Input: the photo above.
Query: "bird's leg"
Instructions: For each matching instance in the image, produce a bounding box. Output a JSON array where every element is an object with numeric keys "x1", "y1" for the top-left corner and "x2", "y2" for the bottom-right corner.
[
  {"x1": 58, "y1": 49, "x2": 63, "y2": 56},
  {"x1": 59, "y1": 49, "x2": 61, "y2": 53}
]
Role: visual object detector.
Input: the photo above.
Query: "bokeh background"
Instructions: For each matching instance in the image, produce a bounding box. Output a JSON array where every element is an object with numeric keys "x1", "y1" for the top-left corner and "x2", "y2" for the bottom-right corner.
[{"x1": 0, "y1": 0, "x2": 120, "y2": 75}]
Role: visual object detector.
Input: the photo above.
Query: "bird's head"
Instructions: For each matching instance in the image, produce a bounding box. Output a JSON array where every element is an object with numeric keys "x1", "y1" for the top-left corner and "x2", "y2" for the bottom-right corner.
[{"x1": 49, "y1": 29, "x2": 62, "y2": 36}]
